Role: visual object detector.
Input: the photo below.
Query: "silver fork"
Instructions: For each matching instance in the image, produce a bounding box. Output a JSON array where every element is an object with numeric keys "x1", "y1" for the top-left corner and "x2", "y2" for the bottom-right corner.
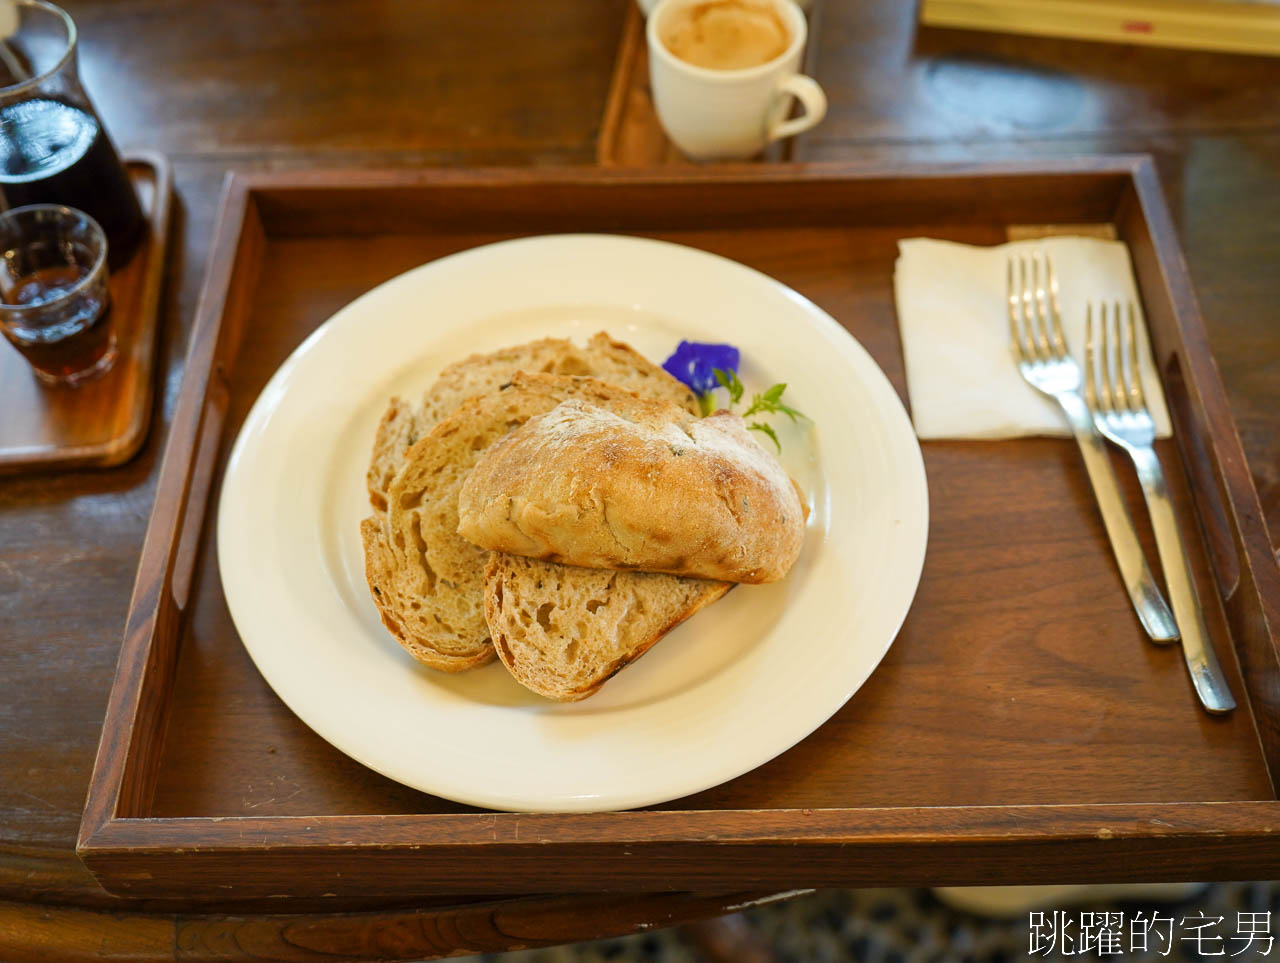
[
  {"x1": 1086, "y1": 302, "x2": 1235, "y2": 714},
  {"x1": 1007, "y1": 254, "x2": 1177, "y2": 643}
]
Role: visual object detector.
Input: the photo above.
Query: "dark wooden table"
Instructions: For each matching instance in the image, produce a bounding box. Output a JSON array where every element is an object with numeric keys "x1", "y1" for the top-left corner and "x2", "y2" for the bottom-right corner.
[{"x1": 2, "y1": 2, "x2": 1278, "y2": 960}]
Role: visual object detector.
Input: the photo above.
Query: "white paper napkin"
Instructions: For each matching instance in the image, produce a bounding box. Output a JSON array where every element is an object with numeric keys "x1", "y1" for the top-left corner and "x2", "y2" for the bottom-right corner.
[{"x1": 894, "y1": 236, "x2": 1172, "y2": 441}]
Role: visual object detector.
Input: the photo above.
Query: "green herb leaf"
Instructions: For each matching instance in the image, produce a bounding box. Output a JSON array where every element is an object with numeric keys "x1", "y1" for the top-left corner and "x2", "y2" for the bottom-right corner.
[
  {"x1": 698, "y1": 371, "x2": 806, "y2": 452},
  {"x1": 748, "y1": 421, "x2": 781, "y2": 451},
  {"x1": 742, "y1": 382, "x2": 807, "y2": 423},
  {"x1": 713, "y1": 367, "x2": 744, "y2": 406},
  {"x1": 773, "y1": 398, "x2": 804, "y2": 423}
]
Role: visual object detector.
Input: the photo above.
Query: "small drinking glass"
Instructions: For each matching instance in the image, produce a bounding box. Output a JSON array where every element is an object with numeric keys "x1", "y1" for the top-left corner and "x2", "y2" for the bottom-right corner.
[{"x1": 0, "y1": 203, "x2": 113, "y2": 386}]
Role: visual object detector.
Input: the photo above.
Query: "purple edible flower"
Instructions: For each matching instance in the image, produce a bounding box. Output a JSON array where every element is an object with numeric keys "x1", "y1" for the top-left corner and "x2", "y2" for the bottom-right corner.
[{"x1": 662, "y1": 340, "x2": 740, "y2": 399}]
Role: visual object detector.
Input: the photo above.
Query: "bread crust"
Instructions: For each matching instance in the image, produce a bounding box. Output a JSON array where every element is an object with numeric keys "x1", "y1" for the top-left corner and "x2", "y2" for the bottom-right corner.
[
  {"x1": 365, "y1": 332, "x2": 698, "y2": 514},
  {"x1": 456, "y1": 401, "x2": 806, "y2": 583}
]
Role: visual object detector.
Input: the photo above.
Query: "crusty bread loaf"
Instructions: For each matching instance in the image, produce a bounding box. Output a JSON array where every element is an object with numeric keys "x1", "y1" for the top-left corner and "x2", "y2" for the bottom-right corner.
[
  {"x1": 365, "y1": 333, "x2": 698, "y2": 513},
  {"x1": 361, "y1": 331, "x2": 704, "y2": 674},
  {"x1": 364, "y1": 373, "x2": 702, "y2": 670},
  {"x1": 456, "y1": 400, "x2": 806, "y2": 583},
  {"x1": 485, "y1": 553, "x2": 730, "y2": 701}
]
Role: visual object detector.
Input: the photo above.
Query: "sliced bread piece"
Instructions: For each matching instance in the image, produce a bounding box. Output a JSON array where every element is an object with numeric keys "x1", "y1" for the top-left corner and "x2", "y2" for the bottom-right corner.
[
  {"x1": 418, "y1": 332, "x2": 698, "y2": 427},
  {"x1": 365, "y1": 332, "x2": 698, "y2": 513},
  {"x1": 364, "y1": 373, "x2": 679, "y2": 669},
  {"x1": 456, "y1": 400, "x2": 806, "y2": 583},
  {"x1": 360, "y1": 516, "x2": 495, "y2": 671},
  {"x1": 485, "y1": 553, "x2": 730, "y2": 701},
  {"x1": 366, "y1": 398, "x2": 419, "y2": 514}
]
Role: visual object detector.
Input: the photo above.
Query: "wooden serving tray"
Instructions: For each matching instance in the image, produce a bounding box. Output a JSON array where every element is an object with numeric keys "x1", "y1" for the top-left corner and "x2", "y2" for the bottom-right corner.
[
  {"x1": 598, "y1": 0, "x2": 824, "y2": 165},
  {"x1": 0, "y1": 152, "x2": 173, "y2": 472},
  {"x1": 79, "y1": 161, "x2": 1280, "y2": 900}
]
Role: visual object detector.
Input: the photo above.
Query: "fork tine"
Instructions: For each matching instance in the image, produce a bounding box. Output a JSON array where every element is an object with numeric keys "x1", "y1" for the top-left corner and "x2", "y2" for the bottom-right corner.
[
  {"x1": 1096, "y1": 303, "x2": 1114, "y2": 411},
  {"x1": 1030, "y1": 253, "x2": 1054, "y2": 361},
  {"x1": 1085, "y1": 303, "x2": 1100, "y2": 410},
  {"x1": 1011, "y1": 255, "x2": 1038, "y2": 363},
  {"x1": 1098, "y1": 302, "x2": 1117, "y2": 411},
  {"x1": 1018, "y1": 256, "x2": 1037, "y2": 361},
  {"x1": 1109, "y1": 300, "x2": 1128, "y2": 411},
  {"x1": 1111, "y1": 300, "x2": 1125, "y2": 410},
  {"x1": 1044, "y1": 254, "x2": 1068, "y2": 360},
  {"x1": 1006, "y1": 257, "x2": 1024, "y2": 362},
  {"x1": 1126, "y1": 301, "x2": 1147, "y2": 411},
  {"x1": 1099, "y1": 302, "x2": 1110, "y2": 408}
]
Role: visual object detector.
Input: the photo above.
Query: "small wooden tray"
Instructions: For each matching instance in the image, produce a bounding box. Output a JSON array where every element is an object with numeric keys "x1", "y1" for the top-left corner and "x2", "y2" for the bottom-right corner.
[
  {"x1": 598, "y1": 1, "x2": 824, "y2": 165},
  {"x1": 79, "y1": 161, "x2": 1280, "y2": 901},
  {"x1": 0, "y1": 152, "x2": 173, "y2": 472}
]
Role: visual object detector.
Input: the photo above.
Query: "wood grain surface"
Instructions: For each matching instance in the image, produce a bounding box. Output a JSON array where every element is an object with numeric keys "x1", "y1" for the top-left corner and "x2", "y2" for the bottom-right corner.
[{"x1": 2, "y1": 0, "x2": 1280, "y2": 960}]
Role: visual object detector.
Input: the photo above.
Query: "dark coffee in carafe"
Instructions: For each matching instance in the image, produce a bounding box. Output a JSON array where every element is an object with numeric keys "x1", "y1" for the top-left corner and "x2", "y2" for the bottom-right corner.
[
  {"x1": 0, "y1": 98, "x2": 143, "y2": 257},
  {"x1": 0, "y1": 1, "x2": 145, "y2": 266}
]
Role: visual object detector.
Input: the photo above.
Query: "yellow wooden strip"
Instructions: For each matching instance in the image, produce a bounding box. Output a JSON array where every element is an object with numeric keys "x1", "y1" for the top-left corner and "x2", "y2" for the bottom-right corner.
[
  {"x1": 921, "y1": 0, "x2": 1280, "y2": 56},
  {"x1": 1006, "y1": 223, "x2": 1119, "y2": 241}
]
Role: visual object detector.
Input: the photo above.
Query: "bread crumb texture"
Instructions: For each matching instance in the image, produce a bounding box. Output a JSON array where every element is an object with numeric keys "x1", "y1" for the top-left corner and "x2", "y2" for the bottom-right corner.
[{"x1": 485, "y1": 553, "x2": 729, "y2": 701}]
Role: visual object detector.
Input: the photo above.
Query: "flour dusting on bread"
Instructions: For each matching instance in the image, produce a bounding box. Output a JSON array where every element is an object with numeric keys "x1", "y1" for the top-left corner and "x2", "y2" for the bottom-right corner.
[
  {"x1": 365, "y1": 333, "x2": 698, "y2": 516},
  {"x1": 456, "y1": 399, "x2": 805, "y2": 583}
]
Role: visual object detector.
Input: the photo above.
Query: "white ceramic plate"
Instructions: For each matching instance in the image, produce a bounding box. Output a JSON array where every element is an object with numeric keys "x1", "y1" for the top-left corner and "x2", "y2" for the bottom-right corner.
[{"x1": 218, "y1": 234, "x2": 928, "y2": 813}]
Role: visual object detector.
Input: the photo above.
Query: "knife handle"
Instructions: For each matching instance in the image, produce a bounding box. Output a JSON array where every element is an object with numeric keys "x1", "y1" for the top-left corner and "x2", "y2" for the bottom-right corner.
[
  {"x1": 1128, "y1": 446, "x2": 1236, "y2": 713},
  {"x1": 1056, "y1": 390, "x2": 1179, "y2": 642}
]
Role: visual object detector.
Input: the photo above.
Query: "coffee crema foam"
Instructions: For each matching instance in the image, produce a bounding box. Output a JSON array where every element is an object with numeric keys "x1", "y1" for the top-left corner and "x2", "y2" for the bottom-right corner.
[{"x1": 660, "y1": 0, "x2": 790, "y2": 71}]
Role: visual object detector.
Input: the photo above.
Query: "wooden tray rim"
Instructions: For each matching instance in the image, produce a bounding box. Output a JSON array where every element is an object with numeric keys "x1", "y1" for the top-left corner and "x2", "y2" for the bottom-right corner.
[{"x1": 77, "y1": 156, "x2": 1280, "y2": 896}]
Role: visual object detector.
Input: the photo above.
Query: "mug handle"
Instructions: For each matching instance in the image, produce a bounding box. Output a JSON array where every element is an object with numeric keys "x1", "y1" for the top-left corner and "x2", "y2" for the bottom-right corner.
[{"x1": 766, "y1": 74, "x2": 828, "y2": 143}]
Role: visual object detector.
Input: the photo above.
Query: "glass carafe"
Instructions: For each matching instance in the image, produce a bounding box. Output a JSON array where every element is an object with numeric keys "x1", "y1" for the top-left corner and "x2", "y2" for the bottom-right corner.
[{"x1": 0, "y1": 0, "x2": 144, "y2": 264}]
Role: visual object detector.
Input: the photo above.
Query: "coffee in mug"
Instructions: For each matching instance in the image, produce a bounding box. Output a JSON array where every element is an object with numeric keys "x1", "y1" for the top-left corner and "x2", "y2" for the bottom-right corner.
[
  {"x1": 660, "y1": 0, "x2": 791, "y2": 71},
  {"x1": 647, "y1": 0, "x2": 826, "y2": 160}
]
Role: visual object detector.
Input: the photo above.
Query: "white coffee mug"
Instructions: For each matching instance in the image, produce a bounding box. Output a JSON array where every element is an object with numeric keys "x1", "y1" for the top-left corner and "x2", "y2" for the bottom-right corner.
[{"x1": 647, "y1": 0, "x2": 826, "y2": 160}]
